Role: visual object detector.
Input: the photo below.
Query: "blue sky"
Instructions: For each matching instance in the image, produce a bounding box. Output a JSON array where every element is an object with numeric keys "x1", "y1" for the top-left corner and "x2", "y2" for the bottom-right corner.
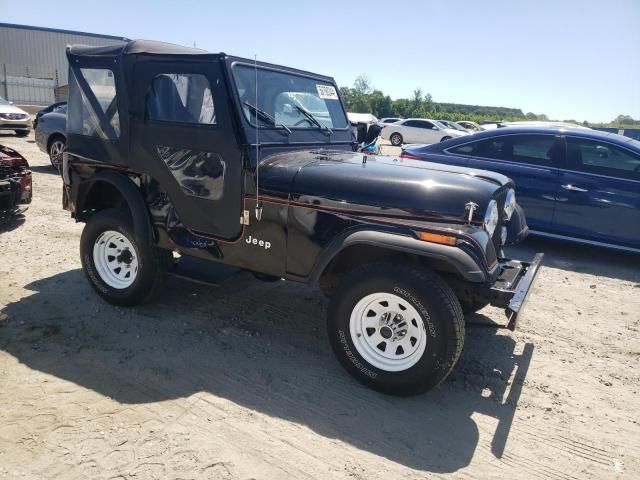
[{"x1": 1, "y1": 0, "x2": 639, "y2": 122}]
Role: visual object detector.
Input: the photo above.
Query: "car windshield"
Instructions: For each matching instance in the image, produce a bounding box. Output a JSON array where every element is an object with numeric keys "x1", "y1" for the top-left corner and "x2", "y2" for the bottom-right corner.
[
  {"x1": 232, "y1": 64, "x2": 348, "y2": 130},
  {"x1": 0, "y1": 97, "x2": 10, "y2": 106},
  {"x1": 434, "y1": 121, "x2": 449, "y2": 129}
]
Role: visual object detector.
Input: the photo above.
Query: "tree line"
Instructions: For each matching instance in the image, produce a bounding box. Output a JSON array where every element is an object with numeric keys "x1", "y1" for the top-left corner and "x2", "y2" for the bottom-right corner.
[{"x1": 339, "y1": 75, "x2": 638, "y2": 129}]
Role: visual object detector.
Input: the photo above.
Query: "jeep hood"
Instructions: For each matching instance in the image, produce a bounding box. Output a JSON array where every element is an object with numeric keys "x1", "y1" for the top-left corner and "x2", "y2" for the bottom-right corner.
[{"x1": 260, "y1": 150, "x2": 512, "y2": 222}]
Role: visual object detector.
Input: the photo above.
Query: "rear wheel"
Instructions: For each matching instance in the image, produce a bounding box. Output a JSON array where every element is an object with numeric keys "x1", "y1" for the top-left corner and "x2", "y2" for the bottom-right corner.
[
  {"x1": 390, "y1": 132, "x2": 403, "y2": 146},
  {"x1": 48, "y1": 136, "x2": 66, "y2": 168},
  {"x1": 327, "y1": 262, "x2": 465, "y2": 396},
  {"x1": 80, "y1": 208, "x2": 170, "y2": 306}
]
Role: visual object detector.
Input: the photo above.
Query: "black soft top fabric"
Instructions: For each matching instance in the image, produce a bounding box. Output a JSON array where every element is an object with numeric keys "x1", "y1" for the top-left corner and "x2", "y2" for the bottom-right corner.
[{"x1": 67, "y1": 40, "x2": 210, "y2": 58}]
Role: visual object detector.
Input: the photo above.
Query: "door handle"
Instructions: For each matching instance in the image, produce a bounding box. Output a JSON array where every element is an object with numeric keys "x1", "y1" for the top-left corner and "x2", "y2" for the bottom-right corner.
[{"x1": 561, "y1": 184, "x2": 588, "y2": 193}]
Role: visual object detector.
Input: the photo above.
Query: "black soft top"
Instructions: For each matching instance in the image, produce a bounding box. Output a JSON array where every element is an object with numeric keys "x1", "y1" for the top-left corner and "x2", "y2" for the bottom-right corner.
[{"x1": 66, "y1": 39, "x2": 213, "y2": 58}]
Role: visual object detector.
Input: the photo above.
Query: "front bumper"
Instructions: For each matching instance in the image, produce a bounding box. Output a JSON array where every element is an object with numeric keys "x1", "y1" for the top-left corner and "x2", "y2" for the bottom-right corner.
[
  {"x1": 488, "y1": 253, "x2": 544, "y2": 330},
  {"x1": 0, "y1": 118, "x2": 31, "y2": 131}
]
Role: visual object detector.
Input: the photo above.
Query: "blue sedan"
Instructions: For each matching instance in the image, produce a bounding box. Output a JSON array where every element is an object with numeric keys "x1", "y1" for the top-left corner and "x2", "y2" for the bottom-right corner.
[{"x1": 401, "y1": 127, "x2": 640, "y2": 253}]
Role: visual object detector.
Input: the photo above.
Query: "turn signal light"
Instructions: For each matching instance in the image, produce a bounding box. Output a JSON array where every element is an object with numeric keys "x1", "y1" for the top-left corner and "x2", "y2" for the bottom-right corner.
[{"x1": 418, "y1": 232, "x2": 458, "y2": 246}]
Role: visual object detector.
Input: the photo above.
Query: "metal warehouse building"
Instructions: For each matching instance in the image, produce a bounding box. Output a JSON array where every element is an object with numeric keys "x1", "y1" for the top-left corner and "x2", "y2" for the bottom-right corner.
[{"x1": 0, "y1": 23, "x2": 128, "y2": 106}]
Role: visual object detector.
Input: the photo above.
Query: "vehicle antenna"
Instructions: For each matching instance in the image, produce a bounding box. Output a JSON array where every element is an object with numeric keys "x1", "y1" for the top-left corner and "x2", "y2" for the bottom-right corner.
[{"x1": 254, "y1": 54, "x2": 263, "y2": 221}]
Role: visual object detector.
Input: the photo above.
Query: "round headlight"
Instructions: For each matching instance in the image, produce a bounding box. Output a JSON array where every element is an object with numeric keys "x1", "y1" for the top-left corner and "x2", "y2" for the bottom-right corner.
[
  {"x1": 484, "y1": 200, "x2": 499, "y2": 236},
  {"x1": 504, "y1": 189, "x2": 516, "y2": 220}
]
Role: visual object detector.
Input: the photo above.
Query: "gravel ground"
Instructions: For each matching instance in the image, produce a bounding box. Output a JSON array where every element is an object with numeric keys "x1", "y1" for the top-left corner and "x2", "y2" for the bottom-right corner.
[{"x1": 1, "y1": 131, "x2": 639, "y2": 479}]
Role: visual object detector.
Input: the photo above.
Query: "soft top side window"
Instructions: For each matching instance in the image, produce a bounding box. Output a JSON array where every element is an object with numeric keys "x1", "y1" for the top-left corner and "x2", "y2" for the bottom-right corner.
[
  {"x1": 68, "y1": 68, "x2": 120, "y2": 139},
  {"x1": 146, "y1": 73, "x2": 216, "y2": 125}
]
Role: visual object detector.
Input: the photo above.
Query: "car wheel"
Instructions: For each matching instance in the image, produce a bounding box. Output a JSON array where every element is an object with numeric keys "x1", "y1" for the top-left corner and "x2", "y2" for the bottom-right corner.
[
  {"x1": 15, "y1": 130, "x2": 29, "y2": 137},
  {"x1": 80, "y1": 208, "x2": 171, "y2": 306},
  {"x1": 48, "y1": 136, "x2": 66, "y2": 168},
  {"x1": 327, "y1": 262, "x2": 465, "y2": 396},
  {"x1": 440, "y1": 136, "x2": 452, "y2": 142},
  {"x1": 390, "y1": 133, "x2": 403, "y2": 146}
]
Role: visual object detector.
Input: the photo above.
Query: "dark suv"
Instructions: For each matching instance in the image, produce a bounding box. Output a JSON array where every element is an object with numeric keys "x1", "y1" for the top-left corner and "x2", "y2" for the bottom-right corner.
[{"x1": 62, "y1": 40, "x2": 542, "y2": 395}]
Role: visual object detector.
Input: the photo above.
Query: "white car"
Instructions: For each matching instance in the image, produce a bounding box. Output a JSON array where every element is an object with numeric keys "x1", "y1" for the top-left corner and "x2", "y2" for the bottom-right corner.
[
  {"x1": 456, "y1": 120, "x2": 485, "y2": 132},
  {"x1": 0, "y1": 97, "x2": 31, "y2": 137},
  {"x1": 380, "y1": 118, "x2": 469, "y2": 146}
]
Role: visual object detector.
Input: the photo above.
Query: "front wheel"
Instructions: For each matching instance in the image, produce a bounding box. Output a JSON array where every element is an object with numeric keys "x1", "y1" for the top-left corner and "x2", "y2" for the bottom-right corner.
[
  {"x1": 389, "y1": 132, "x2": 403, "y2": 146},
  {"x1": 440, "y1": 136, "x2": 452, "y2": 142},
  {"x1": 327, "y1": 263, "x2": 465, "y2": 396},
  {"x1": 80, "y1": 208, "x2": 170, "y2": 306}
]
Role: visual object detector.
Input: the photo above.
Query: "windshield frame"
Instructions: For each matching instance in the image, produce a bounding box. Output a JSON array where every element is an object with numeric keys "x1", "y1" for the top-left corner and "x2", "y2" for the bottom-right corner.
[{"x1": 229, "y1": 61, "x2": 349, "y2": 133}]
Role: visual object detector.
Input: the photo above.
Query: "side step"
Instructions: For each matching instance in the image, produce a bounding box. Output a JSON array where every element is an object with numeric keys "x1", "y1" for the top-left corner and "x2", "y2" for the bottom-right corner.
[{"x1": 168, "y1": 255, "x2": 240, "y2": 286}]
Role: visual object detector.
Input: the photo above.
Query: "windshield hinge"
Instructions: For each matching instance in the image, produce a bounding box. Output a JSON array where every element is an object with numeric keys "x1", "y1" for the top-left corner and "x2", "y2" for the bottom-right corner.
[{"x1": 241, "y1": 210, "x2": 250, "y2": 226}]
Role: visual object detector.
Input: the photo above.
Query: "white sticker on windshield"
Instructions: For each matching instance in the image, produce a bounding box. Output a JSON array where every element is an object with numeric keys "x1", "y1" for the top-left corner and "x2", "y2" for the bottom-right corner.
[{"x1": 316, "y1": 84, "x2": 339, "y2": 100}]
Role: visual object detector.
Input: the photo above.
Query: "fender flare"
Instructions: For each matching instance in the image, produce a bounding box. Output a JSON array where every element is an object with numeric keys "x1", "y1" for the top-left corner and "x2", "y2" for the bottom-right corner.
[
  {"x1": 79, "y1": 170, "x2": 153, "y2": 246},
  {"x1": 308, "y1": 230, "x2": 490, "y2": 285}
]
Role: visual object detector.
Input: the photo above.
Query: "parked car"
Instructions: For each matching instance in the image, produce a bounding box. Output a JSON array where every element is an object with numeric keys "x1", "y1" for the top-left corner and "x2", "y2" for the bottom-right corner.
[
  {"x1": 0, "y1": 97, "x2": 31, "y2": 137},
  {"x1": 35, "y1": 103, "x2": 67, "y2": 167},
  {"x1": 0, "y1": 144, "x2": 32, "y2": 224},
  {"x1": 380, "y1": 118, "x2": 469, "y2": 146},
  {"x1": 61, "y1": 40, "x2": 542, "y2": 396},
  {"x1": 437, "y1": 120, "x2": 471, "y2": 133},
  {"x1": 378, "y1": 117, "x2": 402, "y2": 125},
  {"x1": 401, "y1": 127, "x2": 640, "y2": 252},
  {"x1": 33, "y1": 101, "x2": 67, "y2": 129},
  {"x1": 456, "y1": 121, "x2": 484, "y2": 132}
]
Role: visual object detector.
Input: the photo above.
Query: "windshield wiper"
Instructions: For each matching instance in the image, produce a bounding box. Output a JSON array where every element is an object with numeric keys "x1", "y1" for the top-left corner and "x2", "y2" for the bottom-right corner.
[
  {"x1": 294, "y1": 105, "x2": 333, "y2": 136},
  {"x1": 244, "y1": 101, "x2": 291, "y2": 136}
]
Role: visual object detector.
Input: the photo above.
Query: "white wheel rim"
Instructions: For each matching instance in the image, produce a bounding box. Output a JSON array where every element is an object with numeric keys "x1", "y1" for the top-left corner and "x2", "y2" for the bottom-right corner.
[
  {"x1": 92, "y1": 230, "x2": 139, "y2": 289},
  {"x1": 349, "y1": 292, "x2": 427, "y2": 372}
]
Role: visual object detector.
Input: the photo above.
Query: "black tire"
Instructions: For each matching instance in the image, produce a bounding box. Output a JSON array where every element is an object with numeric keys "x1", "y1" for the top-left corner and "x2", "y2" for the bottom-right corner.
[
  {"x1": 390, "y1": 132, "x2": 403, "y2": 146},
  {"x1": 47, "y1": 135, "x2": 66, "y2": 168},
  {"x1": 440, "y1": 136, "x2": 452, "y2": 142},
  {"x1": 15, "y1": 130, "x2": 29, "y2": 137},
  {"x1": 80, "y1": 208, "x2": 170, "y2": 306},
  {"x1": 327, "y1": 262, "x2": 465, "y2": 396}
]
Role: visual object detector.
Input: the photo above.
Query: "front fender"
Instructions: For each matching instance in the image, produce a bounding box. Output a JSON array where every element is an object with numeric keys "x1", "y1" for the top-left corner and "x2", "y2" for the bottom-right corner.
[{"x1": 309, "y1": 229, "x2": 495, "y2": 285}]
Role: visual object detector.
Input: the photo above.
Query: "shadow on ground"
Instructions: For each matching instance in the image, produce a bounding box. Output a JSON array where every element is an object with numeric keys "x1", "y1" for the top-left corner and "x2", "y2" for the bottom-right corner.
[
  {"x1": 0, "y1": 268, "x2": 532, "y2": 474},
  {"x1": 507, "y1": 236, "x2": 640, "y2": 283}
]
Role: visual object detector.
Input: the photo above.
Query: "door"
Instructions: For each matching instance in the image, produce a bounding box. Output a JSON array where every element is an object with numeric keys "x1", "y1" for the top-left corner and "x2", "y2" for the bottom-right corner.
[
  {"x1": 456, "y1": 133, "x2": 562, "y2": 230},
  {"x1": 130, "y1": 61, "x2": 243, "y2": 239},
  {"x1": 411, "y1": 120, "x2": 439, "y2": 144},
  {"x1": 398, "y1": 120, "x2": 420, "y2": 143},
  {"x1": 553, "y1": 136, "x2": 640, "y2": 248}
]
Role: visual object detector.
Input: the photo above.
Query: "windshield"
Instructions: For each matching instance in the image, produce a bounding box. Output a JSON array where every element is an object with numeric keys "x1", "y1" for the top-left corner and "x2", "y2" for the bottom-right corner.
[
  {"x1": 232, "y1": 64, "x2": 347, "y2": 130},
  {"x1": 434, "y1": 121, "x2": 450, "y2": 129},
  {"x1": 0, "y1": 97, "x2": 10, "y2": 106}
]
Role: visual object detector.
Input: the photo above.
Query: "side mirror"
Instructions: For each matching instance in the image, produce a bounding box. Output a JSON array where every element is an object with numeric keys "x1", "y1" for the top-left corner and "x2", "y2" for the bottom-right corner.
[
  {"x1": 432, "y1": 126, "x2": 438, "y2": 130},
  {"x1": 9, "y1": 101, "x2": 13, "y2": 105}
]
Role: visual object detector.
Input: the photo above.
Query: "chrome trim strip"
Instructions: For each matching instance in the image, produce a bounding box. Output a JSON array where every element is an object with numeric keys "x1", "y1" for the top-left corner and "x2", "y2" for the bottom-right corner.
[{"x1": 529, "y1": 230, "x2": 640, "y2": 253}]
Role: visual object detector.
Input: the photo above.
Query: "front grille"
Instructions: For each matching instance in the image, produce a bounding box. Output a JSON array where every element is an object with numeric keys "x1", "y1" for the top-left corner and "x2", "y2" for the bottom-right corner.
[
  {"x1": 0, "y1": 163, "x2": 12, "y2": 179},
  {"x1": 0, "y1": 113, "x2": 28, "y2": 120},
  {"x1": 491, "y1": 188, "x2": 508, "y2": 253}
]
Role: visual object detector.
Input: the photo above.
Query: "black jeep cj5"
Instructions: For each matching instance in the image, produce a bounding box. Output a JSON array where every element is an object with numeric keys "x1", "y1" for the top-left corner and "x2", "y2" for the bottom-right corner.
[{"x1": 62, "y1": 40, "x2": 542, "y2": 395}]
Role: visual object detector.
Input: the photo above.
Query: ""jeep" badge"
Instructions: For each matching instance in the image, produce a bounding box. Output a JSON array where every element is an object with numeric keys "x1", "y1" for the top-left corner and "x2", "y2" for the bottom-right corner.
[{"x1": 245, "y1": 235, "x2": 271, "y2": 250}]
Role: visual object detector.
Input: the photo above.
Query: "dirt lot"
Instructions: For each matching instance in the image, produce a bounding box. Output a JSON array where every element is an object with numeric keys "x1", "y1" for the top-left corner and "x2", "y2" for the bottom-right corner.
[{"x1": 1, "y1": 132, "x2": 639, "y2": 480}]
